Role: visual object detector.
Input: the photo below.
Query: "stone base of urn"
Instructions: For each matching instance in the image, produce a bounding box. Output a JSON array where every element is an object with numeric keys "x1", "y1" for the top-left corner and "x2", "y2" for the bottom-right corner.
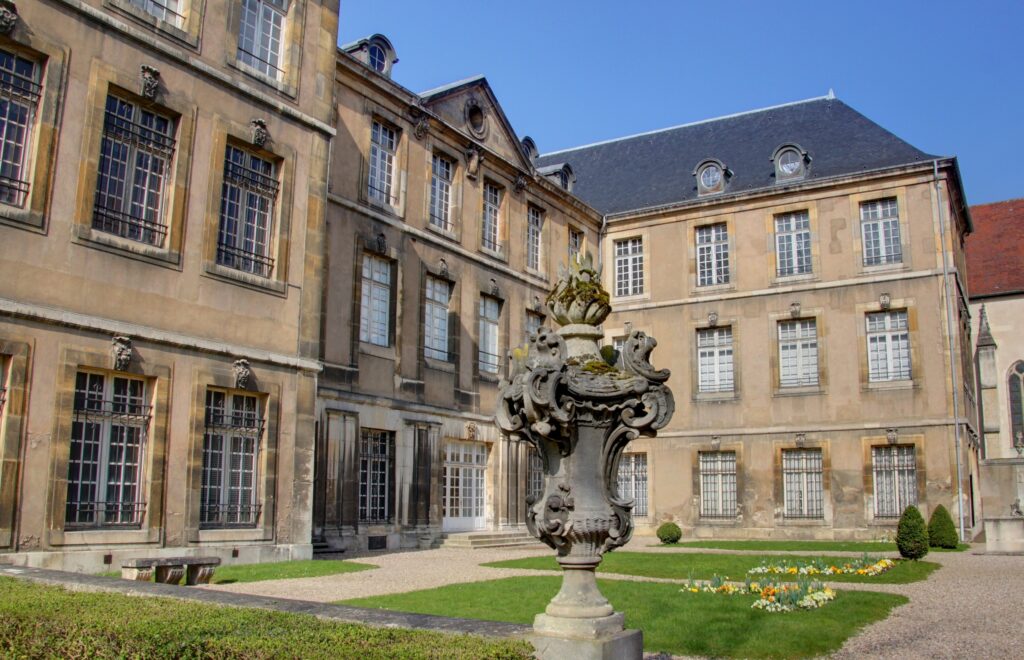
[{"x1": 530, "y1": 612, "x2": 642, "y2": 660}]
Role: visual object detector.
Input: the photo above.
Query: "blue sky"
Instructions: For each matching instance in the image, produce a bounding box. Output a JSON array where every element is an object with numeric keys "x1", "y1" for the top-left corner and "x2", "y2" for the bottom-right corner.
[{"x1": 339, "y1": 1, "x2": 1023, "y2": 206}]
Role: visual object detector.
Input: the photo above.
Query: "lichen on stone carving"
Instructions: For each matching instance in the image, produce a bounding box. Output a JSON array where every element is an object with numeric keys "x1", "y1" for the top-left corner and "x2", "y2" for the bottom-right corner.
[{"x1": 545, "y1": 252, "x2": 610, "y2": 327}]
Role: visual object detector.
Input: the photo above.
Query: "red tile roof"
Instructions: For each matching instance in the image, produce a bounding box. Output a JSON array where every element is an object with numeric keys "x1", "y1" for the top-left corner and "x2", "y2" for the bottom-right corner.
[{"x1": 966, "y1": 198, "x2": 1024, "y2": 299}]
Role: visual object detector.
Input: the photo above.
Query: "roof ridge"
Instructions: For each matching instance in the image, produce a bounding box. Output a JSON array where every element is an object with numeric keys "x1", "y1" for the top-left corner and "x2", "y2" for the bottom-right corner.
[
  {"x1": 418, "y1": 74, "x2": 487, "y2": 99},
  {"x1": 971, "y1": 197, "x2": 1024, "y2": 208},
  {"x1": 539, "y1": 94, "x2": 837, "y2": 158}
]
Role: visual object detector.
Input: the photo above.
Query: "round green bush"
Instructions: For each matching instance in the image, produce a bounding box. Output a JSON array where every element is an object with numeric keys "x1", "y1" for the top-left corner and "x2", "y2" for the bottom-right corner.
[
  {"x1": 656, "y1": 522, "x2": 682, "y2": 544},
  {"x1": 927, "y1": 504, "x2": 959, "y2": 549},
  {"x1": 896, "y1": 505, "x2": 929, "y2": 560}
]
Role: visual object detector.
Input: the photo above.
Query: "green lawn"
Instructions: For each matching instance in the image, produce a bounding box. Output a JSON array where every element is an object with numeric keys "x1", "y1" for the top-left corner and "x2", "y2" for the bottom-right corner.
[
  {"x1": 0, "y1": 577, "x2": 531, "y2": 659},
  {"x1": 104, "y1": 559, "x2": 377, "y2": 584},
  {"x1": 340, "y1": 576, "x2": 907, "y2": 658},
  {"x1": 659, "y1": 540, "x2": 969, "y2": 553},
  {"x1": 483, "y1": 552, "x2": 939, "y2": 584}
]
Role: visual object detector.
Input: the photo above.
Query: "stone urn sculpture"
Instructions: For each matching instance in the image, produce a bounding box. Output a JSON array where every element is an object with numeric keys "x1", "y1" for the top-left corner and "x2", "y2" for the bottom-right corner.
[{"x1": 496, "y1": 254, "x2": 674, "y2": 659}]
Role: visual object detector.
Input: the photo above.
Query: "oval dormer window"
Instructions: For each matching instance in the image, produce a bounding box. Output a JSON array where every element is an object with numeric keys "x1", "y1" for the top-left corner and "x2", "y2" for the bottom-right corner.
[
  {"x1": 773, "y1": 144, "x2": 810, "y2": 182},
  {"x1": 695, "y1": 159, "x2": 728, "y2": 195},
  {"x1": 368, "y1": 44, "x2": 387, "y2": 73},
  {"x1": 700, "y1": 164, "x2": 722, "y2": 189}
]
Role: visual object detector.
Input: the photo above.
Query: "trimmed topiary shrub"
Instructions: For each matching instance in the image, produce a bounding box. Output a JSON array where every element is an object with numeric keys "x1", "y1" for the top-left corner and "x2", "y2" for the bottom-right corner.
[
  {"x1": 927, "y1": 504, "x2": 959, "y2": 549},
  {"x1": 657, "y1": 522, "x2": 682, "y2": 544},
  {"x1": 896, "y1": 505, "x2": 929, "y2": 560}
]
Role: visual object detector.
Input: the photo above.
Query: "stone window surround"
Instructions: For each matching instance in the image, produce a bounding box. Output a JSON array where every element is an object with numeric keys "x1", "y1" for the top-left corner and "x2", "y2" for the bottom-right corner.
[
  {"x1": 525, "y1": 202, "x2": 546, "y2": 276},
  {"x1": 201, "y1": 116, "x2": 296, "y2": 296},
  {"x1": 855, "y1": 297, "x2": 919, "y2": 392},
  {"x1": 0, "y1": 338, "x2": 30, "y2": 549},
  {"x1": 420, "y1": 261, "x2": 459, "y2": 372},
  {"x1": 859, "y1": 433, "x2": 926, "y2": 525},
  {"x1": 186, "y1": 366, "x2": 280, "y2": 544},
  {"x1": 45, "y1": 343, "x2": 172, "y2": 547},
  {"x1": 359, "y1": 105, "x2": 406, "y2": 218},
  {"x1": 849, "y1": 187, "x2": 912, "y2": 275},
  {"x1": 691, "y1": 313, "x2": 740, "y2": 402},
  {"x1": 688, "y1": 215, "x2": 735, "y2": 296},
  {"x1": 424, "y1": 142, "x2": 462, "y2": 241},
  {"x1": 0, "y1": 33, "x2": 67, "y2": 234},
  {"x1": 610, "y1": 232, "x2": 648, "y2": 301},
  {"x1": 222, "y1": 0, "x2": 306, "y2": 98},
  {"x1": 71, "y1": 61, "x2": 197, "y2": 270},
  {"x1": 355, "y1": 241, "x2": 400, "y2": 360},
  {"x1": 766, "y1": 306, "x2": 827, "y2": 398},
  {"x1": 771, "y1": 143, "x2": 810, "y2": 183},
  {"x1": 768, "y1": 201, "x2": 820, "y2": 285},
  {"x1": 772, "y1": 438, "x2": 832, "y2": 526},
  {"x1": 689, "y1": 440, "x2": 745, "y2": 525},
  {"x1": 103, "y1": 0, "x2": 206, "y2": 49},
  {"x1": 479, "y1": 178, "x2": 506, "y2": 261}
]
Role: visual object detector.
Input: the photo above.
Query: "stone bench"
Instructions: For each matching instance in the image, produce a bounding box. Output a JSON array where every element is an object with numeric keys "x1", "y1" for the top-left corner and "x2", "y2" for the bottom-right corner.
[{"x1": 122, "y1": 556, "x2": 221, "y2": 585}]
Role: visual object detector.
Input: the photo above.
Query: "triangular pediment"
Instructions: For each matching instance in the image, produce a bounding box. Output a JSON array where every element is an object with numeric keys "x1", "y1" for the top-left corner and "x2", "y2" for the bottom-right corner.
[{"x1": 419, "y1": 76, "x2": 531, "y2": 170}]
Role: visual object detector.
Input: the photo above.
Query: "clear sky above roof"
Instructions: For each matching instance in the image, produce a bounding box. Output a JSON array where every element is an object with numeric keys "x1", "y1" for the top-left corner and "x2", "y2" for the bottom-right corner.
[{"x1": 339, "y1": 0, "x2": 1023, "y2": 206}]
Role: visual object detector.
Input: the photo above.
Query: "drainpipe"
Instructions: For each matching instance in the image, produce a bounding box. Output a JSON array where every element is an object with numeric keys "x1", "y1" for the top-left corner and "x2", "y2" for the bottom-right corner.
[{"x1": 932, "y1": 160, "x2": 967, "y2": 542}]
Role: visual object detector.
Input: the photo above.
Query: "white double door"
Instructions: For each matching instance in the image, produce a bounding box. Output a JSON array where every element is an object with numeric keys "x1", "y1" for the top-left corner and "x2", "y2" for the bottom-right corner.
[{"x1": 442, "y1": 440, "x2": 487, "y2": 532}]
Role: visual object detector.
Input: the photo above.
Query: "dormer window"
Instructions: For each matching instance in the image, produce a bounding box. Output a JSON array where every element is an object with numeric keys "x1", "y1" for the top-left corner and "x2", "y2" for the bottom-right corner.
[
  {"x1": 694, "y1": 159, "x2": 730, "y2": 196},
  {"x1": 341, "y1": 34, "x2": 397, "y2": 78},
  {"x1": 537, "y1": 163, "x2": 575, "y2": 192},
  {"x1": 368, "y1": 44, "x2": 387, "y2": 73},
  {"x1": 773, "y1": 144, "x2": 810, "y2": 182}
]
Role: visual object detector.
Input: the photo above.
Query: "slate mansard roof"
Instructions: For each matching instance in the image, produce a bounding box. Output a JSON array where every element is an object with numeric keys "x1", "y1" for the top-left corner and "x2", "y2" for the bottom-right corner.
[{"x1": 535, "y1": 96, "x2": 940, "y2": 216}]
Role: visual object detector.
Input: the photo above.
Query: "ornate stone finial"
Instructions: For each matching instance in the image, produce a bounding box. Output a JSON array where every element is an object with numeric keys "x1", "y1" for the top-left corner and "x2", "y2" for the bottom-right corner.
[
  {"x1": 464, "y1": 146, "x2": 483, "y2": 179},
  {"x1": 232, "y1": 359, "x2": 252, "y2": 390},
  {"x1": 0, "y1": 1, "x2": 18, "y2": 35},
  {"x1": 545, "y1": 252, "x2": 609, "y2": 327},
  {"x1": 140, "y1": 64, "x2": 160, "y2": 100},
  {"x1": 707, "y1": 311, "x2": 719, "y2": 327},
  {"x1": 879, "y1": 292, "x2": 892, "y2": 310},
  {"x1": 376, "y1": 232, "x2": 387, "y2": 254},
  {"x1": 111, "y1": 336, "x2": 132, "y2": 372},
  {"x1": 489, "y1": 278, "x2": 500, "y2": 297},
  {"x1": 795, "y1": 432, "x2": 807, "y2": 447},
  {"x1": 513, "y1": 173, "x2": 528, "y2": 194},
  {"x1": 438, "y1": 258, "x2": 449, "y2": 279},
  {"x1": 886, "y1": 428, "x2": 899, "y2": 444},
  {"x1": 790, "y1": 301, "x2": 801, "y2": 319},
  {"x1": 250, "y1": 118, "x2": 269, "y2": 148},
  {"x1": 977, "y1": 305, "x2": 997, "y2": 348}
]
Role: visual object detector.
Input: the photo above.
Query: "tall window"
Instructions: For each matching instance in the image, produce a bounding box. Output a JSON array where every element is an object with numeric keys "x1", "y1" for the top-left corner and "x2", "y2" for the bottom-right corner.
[
  {"x1": 128, "y1": 0, "x2": 184, "y2": 28},
  {"x1": 697, "y1": 326, "x2": 734, "y2": 393},
  {"x1": 424, "y1": 276, "x2": 450, "y2": 361},
  {"x1": 699, "y1": 451, "x2": 736, "y2": 518},
  {"x1": 368, "y1": 120, "x2": 397, "y2": 205},
  {"x1": 775, "y1": 210, "x2": 811, "y2": 277},
  {"x1": 1009, "y1": 361, "x2": 1024, "y2": 445},
  {"x1": 861, "y1": 198, "x2": 902, "y2": 266},
  {"x1": 614, "y1": 237, "x2": 644, "y2": 297},
  {"x1": 201, "y1": 390, "x2": 264, "y2": 527},
  {"x1": 873, "y1": 445, "x2": 917, "y2": 518},
  {"x1": 568, "y1": 227, "x2": 583, "y2": 263},
  {"x1": 617, "y1": 453, "x2": 648, "y2": 517},
  {"x1": 481, "y1": 182, "x2": 502, "y2": 253},
  {"x1": 478, "y1": 296, "x2": 500, "y2": 374},
  {"x1": 429, "y1": 153, "x2": 453, "y2": 230},
  {"x1": 217, "y1": 145, "x2": 278, "y2": 277},
  {"x1": 93, "y1": 95, "x2": 176, "y2": 245},
  {"x1": 782, "y1": 449, "x2": 824, "y2": 518},
  {"x1": 525, "y1": 311, "x2": 544, "y2": 342},
  {"x1": 237, "y1": 0, "x2": 287, "y2": 80},
  {"x1": 867, "y1": 310, "x2": 911, "y2": 381},
  {"x1": 527, "y1": 449, "x2": 544, "y2": 500},
  {"x1": 0, "y1": 49, "x2": 40, "y2": 208},
  {"x1": 527, "y1": 206, "x2": 544, "y2": 271},
  {"x1": 359, "y1": 428, "x2": 394, "y2": 522},
  {"x1": 696, "y1": 223, "x2": 729, "y2": 286},
  {"x1": 778, "y1": 319, "x2": 818, "y2": 387},
  {"x1": 360, "y1": 254, "x2": 392, "y2": 347},
  {"x1": 66, "y1": 372, "x2": 150, "y2": 528}
]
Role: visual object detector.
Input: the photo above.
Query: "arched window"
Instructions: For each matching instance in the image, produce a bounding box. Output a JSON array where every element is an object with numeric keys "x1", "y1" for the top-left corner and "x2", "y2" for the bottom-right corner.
[{"x1": 1010, "y1": 361, "x2": 1024, "y2": 446}]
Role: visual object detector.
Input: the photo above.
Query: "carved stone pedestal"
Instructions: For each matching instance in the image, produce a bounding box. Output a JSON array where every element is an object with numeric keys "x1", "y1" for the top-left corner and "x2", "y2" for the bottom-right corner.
[{"x1": 530, "y1": 625, "x2": 642, "y2": 660}]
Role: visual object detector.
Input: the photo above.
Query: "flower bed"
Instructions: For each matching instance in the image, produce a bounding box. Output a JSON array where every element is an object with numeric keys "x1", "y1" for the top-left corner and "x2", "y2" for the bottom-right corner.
[
  {"x1": 682, "y1": 575, "x2": 837, "y2": 613},
  {"x1": 747, "y1": 556, "x2": 895, "y2": 577}
]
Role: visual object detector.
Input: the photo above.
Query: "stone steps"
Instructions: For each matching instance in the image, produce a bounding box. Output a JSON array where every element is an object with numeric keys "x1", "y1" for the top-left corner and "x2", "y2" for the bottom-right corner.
[{"x1": 439, "y1": 530, "x2": 544, "y2": 549}]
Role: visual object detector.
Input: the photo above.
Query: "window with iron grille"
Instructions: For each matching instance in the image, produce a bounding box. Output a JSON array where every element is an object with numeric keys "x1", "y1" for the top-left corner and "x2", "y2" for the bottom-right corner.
[
  {"x1": 482, "y1": 182, "x2": 502, "y2": 253},
  {"x1": 778, "y1": 319, "x2": 818, "y2": 387},
  {"x1": 527, "y1": 206, "x2": 544, "y2": 271},
  {"x1": 697, "y1": 326, "x2": 734, "y2": 393},
  {"x1": 525, "y1": 311, "x2": 544, "y2": 343},
  {"x1": 128, "y1": 0, "x2": 185, "y2": 28},
  {"x1": 1010, "y1": 362, "x2": 1024, "y2": 445},
  {"x1": 66, "y1": 372, "x2": 151, "y2": 528},
  {"x1": 201, "y1": 389, "x2": 264, "y2": 528},
  {"x1": 479, "y1": 296, "x2": 501, "y2": 374},
  {"x1": 774, "y1": 210, "x2": 812, "y2": 277},
  {"x1": 93, "y1": 95, "x2": 176, "y2": 246},
  {"x1": 217, "y1": 145, "x2": 278, "y2": 277},
  {"x1": 872, "y1": 445, "x2": 917, "y2": 518},
  {"x1": 614, "y1": 237, "x2": 644, "y2": 297},
  {"x1": 866, "y1": 310, "x2": 911, "y2": 381},
  {"x1": 237, "y1": 0, "x2": 287, "y2": 80},
  {"x1": 527, "y1": 448, "x2": 544, "y2": 501},
  {"x1": 360, "y1": 254, "x2": 392, "y2": 347},
  {"x1": 696, "y1": 223, "x2": 729, "y2": 286},
  {"x1": 0, "y1": 49, "x2": 40, "y2": 208},
  {"x1": 424, "y1": 276, "x2": 450, "y2": 361},
  {"x1": 699, "y1": 451, "x2": 736, "y2": 518},
  {"x1": 359, "y1": 428, "x2": 394, "y2": 523},
  {"x1": 568, "y1": 227, "x2": 583, "y2": 263},
  {"x1": 782, "y1": 449, "x2": 824, "y2": 519},
  {"x1": 429, "y1": 153, "x2": 453, "y2": 230},
  {"x1": 861, "y1": 198, "x2": 902, "y2": 266},
  {"x1": 617, "y1": 453, "x2": 648, "y2": 517},
  {"x1": 368, "y1": 120, "x2": 396, "y2": 205}
]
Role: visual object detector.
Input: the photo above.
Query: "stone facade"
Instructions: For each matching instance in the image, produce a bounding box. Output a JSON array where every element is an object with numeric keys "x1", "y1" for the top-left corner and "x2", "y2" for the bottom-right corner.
[{"x1": 0, "y1": 0, "x2": 339, "y2": 571}]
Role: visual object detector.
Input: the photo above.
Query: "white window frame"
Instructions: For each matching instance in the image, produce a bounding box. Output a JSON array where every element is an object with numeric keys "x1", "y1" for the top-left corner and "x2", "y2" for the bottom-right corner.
[
  {"x1": 699, "y1": 451, "x2": 737, "y2": 518},
  {"x1": 774, "y1": 210, "x2": 812, "y2": 277},
  {"x1": 128, "y1": 0, "x2": 185, "y2": 28},
  {"x1": 782, "y1": 449, "x2": 824, "y2": 519},
  {"x1": 778, "y1": 319, "x2": 819, "y2": 387},
  {"x1": 429, "y1": 153, "x2": 453, "y2": 231},
  {"x1": 0, "y1": 48, "x2": 41, "y2": 209},
  {"x1": 872, "y1": 444, "x2": 917, "y2": 518},
  {"x1": 861, "y1": 198, "x2": 902, "y2": 266},
  {"x1": 217, "y1": 144, "x2": 278, "y2": 277},
  {"x1": 617, "y1": 453, "x2": 648, "y2": 517},
  {"x1": 359, "y1": 428, "x2": 394, "y2": 523},
  {"x1": 614, "y1": 237, "x2": 644, "y2": 297},
  {"x1": 360, "y1": 254, "x2": 392, "y2": 347},
  {"x1": 866, "y1": 310, "x2": 911, "y2": 382},
  {"x1": 478, "y1": 296, "x2": 500, "y2": 374},
  {"x1": 697, "y1": 326, "x2": 734, "y2": 393},
  {"x1": 482, "y1": 182, "x2": 502, "y2": 253},
  {"x1": 237, "y1": 0, "x2": 287, "y2": 81},
  {"x1": 696, "y1": 223, "x2": 730, "y2": 286},
  {"x1": 527, "y1": 205, "x2": 544, "y2": 272},
  {"x1": 424, "y1": 276, "x2": 450, "y2": 361},
  {"x1": 568, "y1": 227, "x2": 583, "y2": 263},
  {"x1": 368, "y1": 120, "x2": 397, "y2": 206},
  {"x1": 200, "y1": 389, "x2": 264, "y2": 528}
]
